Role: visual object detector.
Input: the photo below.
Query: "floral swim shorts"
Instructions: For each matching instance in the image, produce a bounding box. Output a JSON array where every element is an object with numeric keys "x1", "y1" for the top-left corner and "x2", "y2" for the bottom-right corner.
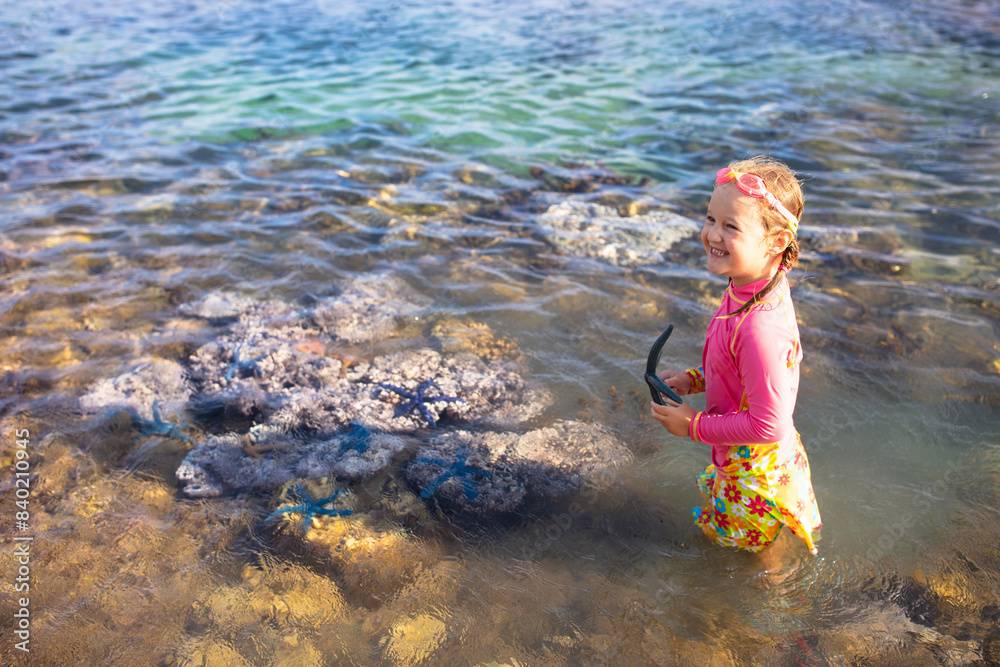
[{"x1": 692, "y1": 435, "x2": 821, "y2": 554}]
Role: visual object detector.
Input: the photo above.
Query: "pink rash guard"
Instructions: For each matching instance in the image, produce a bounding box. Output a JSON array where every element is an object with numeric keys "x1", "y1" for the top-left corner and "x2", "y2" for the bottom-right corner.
[{"x1": 688, "y1": 270, "x2": 802, "y2": 467}]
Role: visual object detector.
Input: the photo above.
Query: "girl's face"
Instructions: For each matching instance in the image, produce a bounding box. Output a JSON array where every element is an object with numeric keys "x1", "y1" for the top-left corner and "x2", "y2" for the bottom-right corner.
[{"x1": 702, "y1": 183, "x2": 784, "y2": 286}]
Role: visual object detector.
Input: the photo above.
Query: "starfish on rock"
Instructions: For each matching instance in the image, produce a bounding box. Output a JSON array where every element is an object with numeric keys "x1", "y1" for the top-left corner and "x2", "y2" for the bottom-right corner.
[
  {"x1": 339, "y1": 421, "x2": 372, "y2": 454},
  {"x1": 224, "y1": 344, "x2": 267, "y2": 382},
  {"x1": 375, "y1": 379, "x2": 464, "y2": 427},
  {"x1": 417, "y1": 446, "x2": 490, "y2": 501},
  {"x1": 123, "y1": 400, "x2": 192, "y2": 444},
  {"x1": 265, "y1": 485, "x2": 353, "y2": 535}
]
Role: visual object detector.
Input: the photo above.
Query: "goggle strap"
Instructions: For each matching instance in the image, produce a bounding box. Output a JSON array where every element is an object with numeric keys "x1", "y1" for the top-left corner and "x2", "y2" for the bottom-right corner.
[
  {"x1": 764, "y1": 192, "x2": 799, "y2": 230},
  {"x1": 717, "y1": 168, "x2": 799, "y2": 231}
]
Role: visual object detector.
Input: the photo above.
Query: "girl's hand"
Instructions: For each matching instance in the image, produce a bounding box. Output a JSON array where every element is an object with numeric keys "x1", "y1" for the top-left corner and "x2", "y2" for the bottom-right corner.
[
  {"x1": 657, "y1": 369, "x2": 692, "y2": 396},
  {"x1": 650, "y1": 400, "x2": 696, "y2": 438}
]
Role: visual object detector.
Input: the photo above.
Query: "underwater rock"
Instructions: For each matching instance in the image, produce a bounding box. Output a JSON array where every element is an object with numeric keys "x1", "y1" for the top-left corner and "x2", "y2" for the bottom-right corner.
[
  {"x1": 178, "y1": 291, "x2": 257, "y2": 320},
  {"x1": 406, "y1": 421, "x2": 631, "y2": 514},
  {"x1": 198, "y1": 583, "x2": 274, "y2": 632},
  {"x1": 171, "y1": 638, "x2": 253, "y2": 667},
  {"x1": 265, "y1": 482, "x2": 357, "y2": 536},
  {"x1": 360, "y1": 557, "x2": 465, "y2": 638},
  {"x1": 308, "y1": 272, "x2": 430, "y2": 344},
  {"x1": 178, "y1": 286, "x2": 551, "y2": 501},
  {"x1": 814, "y1": 602, "x2": 982, "y2": 666},
  {"x1": 313, "y1": 425, "x2": 408, "y2": 481},
  {"x1": 835, "y1": 247, "x2": 908, "y2": 275},
  {"x1": 798, "y1": 224, "x2": 902, "y2": 255},
  {"x1": 176, "y1": 343, "x2": 551, "y2": 498},
  {"x1": 501, "y1": 420, "x2": 633, "y2": 490},
  {"x1": 536, "y1": 199, "x2": 698, "y2": 267},
  {"x1": 185, "y1": 324, "x2": 353, "y2": 436},
  {"x1": 225, "y1": 345, "x2": 548, "y2": 435},
  {"x1": 176, "y1": 561, "x2": 349, "y2": 667},
  {"x1": 79, "y1": 358, "x2": 192, "y2": 421},
  {"x1": 405, "y1": 436, "x2": 526, "y2": 514},
  {"x1": 22, "y1": 306, "x2": 83, "y2": 335},
  {"x1": 187, "y1": 331, "x2": 347, "y2": 397},
  {"x1": 187, "y1": 380, "x2": 274, "y2": 434},
  {"x1": 799, "y1": 224, "x2": 907, "y2": 275},
  {"x1": 176, "y1": 421, "x2": 407, "y2": 497},
  {"x1": 10, "y1": 455, "x2": 255, "y2": 666},
  {"x1": 350, "y1": 347, "x2": 552, "y2": 431},
  {"x1": 181, "y1": 292, "x2": 305, "y2": 342},
  {"x1": 175, "y1": 454, "x2": 228, "y2": 498},
  {"x1": 232, "y1": 299, "x2": 302, "y2": 335},
  {"x1": 530, "y1": 162, "x2": 650, "y2": 192}
]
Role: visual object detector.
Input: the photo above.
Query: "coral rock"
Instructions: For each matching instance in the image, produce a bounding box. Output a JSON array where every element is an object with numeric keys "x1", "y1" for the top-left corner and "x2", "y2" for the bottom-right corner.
[{"x1": 537, "y1": 199, "x2": 698, "y2": 267}]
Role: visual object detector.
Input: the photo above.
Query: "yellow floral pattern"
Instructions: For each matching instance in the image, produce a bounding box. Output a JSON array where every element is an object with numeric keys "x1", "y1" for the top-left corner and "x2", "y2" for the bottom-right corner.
[{"x1": 692, "y1": 435, "x2": 821, "y2": 554}]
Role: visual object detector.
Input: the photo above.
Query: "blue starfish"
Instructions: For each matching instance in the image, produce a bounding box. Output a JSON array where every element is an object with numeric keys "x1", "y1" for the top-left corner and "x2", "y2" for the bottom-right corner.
[
  {"x1": 376, "y1": 379, "x2": 465, "y2": 427},
  {"x1": 123, "y1": 401, "x2": 192, "y2": 444},
  {"x1": 265, "y1": 486, "x2": 353, "y2": 536},
  {"x1": 418, "y1": 445, "x2": 490, "y2": 501},
  {"x1": 224, "y1": 344, "x2": 267, "y2": 382},
  {"x1": 339, "y1": 421, "x2": 372, "y2": 454}
]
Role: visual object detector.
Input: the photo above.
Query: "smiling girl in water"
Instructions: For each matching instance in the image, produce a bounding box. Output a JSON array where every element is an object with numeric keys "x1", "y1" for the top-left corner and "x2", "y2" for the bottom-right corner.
[{"x1": 651, "y1": 156, "x2": 822, "y2": 555}]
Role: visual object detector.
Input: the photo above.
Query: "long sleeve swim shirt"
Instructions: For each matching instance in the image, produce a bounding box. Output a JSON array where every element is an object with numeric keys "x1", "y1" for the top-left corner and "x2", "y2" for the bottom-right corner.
[{"x1": 688, "y1": 272, "x2": 803, "y2": 467}]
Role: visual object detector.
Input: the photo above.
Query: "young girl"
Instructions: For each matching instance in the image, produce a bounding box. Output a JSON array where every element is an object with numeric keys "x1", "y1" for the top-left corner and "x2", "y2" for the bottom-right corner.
[{"x1": 650, "y1": 156, "x2": 822, "y2": 555}]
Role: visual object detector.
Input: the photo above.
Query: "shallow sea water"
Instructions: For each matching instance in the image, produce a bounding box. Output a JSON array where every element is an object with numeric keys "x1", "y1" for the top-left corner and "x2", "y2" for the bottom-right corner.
[{"x1": 1, "y1": 0, "x2": 999, "y2": 665}]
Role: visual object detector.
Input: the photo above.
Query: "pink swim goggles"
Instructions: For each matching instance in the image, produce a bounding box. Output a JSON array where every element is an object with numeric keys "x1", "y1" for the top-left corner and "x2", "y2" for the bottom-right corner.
[{"x1": 716, "y1": 168, "x2": 798, "y2": 231}]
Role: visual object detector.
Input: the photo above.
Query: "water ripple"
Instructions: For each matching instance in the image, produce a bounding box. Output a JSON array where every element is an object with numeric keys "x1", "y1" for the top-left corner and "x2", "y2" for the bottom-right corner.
[{"x1": 2, "y1": 0, "x2": 999, "y2": 663}]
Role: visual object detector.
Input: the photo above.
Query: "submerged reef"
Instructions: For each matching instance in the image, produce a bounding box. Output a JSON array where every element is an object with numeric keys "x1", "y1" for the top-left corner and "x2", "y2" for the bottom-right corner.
[
  {"x1": 81, "y1": 275, "x2": 626, "y2": 530},
  {"x1": 175, "y1": 344, "x2": 552, "y2": 498},
  {"x1": 177, "y1": 290, "x2": 257, "y2": 321},
  {"x1": 406, "y1": 439, "x2": 525, "y2": 514},
  {"x1": 307, "y1": 272, "x2": 430, "y2": 344},
  {"x1": 188, "y1": 339, "x2": 550, "y2": 434},
  {"x1": 79, "y1": 358, "x2": 193, "y2": 421},
  {"x1": 169, "y1": 277, "x2": 553, "y2": 500},
  {"x1": 536, "y1": 199, "x2": 698, "y2": 267},
  {"x1": 175, "y1": 422, "x2": 408, "y2": 497},
  {"x1": 405, "y1": 421, "x2": 632, "y2": 514}
]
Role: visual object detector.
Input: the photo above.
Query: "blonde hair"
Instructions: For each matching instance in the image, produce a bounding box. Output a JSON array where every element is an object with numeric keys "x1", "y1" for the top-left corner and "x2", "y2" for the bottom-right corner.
[{"x1": 715, "y1": 155, "x2": 804, "y2": 317}]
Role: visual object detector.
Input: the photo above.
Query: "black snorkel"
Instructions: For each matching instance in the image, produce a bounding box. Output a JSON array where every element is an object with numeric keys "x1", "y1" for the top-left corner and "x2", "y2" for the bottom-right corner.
[{"x1": 644, "y1": 324, "x2": 684, "y2": 406}]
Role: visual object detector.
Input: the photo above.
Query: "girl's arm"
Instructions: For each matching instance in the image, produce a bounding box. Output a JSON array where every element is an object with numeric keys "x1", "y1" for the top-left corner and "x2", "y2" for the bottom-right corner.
[{"x1": 690, "y1": 316, "x2": 799, "y2": 446}]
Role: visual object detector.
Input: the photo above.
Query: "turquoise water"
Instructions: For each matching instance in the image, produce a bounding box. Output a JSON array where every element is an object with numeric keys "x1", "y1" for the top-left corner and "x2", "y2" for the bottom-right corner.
[{"x1": 2, "y1": 0, "x2": 999, "y2": 664}]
